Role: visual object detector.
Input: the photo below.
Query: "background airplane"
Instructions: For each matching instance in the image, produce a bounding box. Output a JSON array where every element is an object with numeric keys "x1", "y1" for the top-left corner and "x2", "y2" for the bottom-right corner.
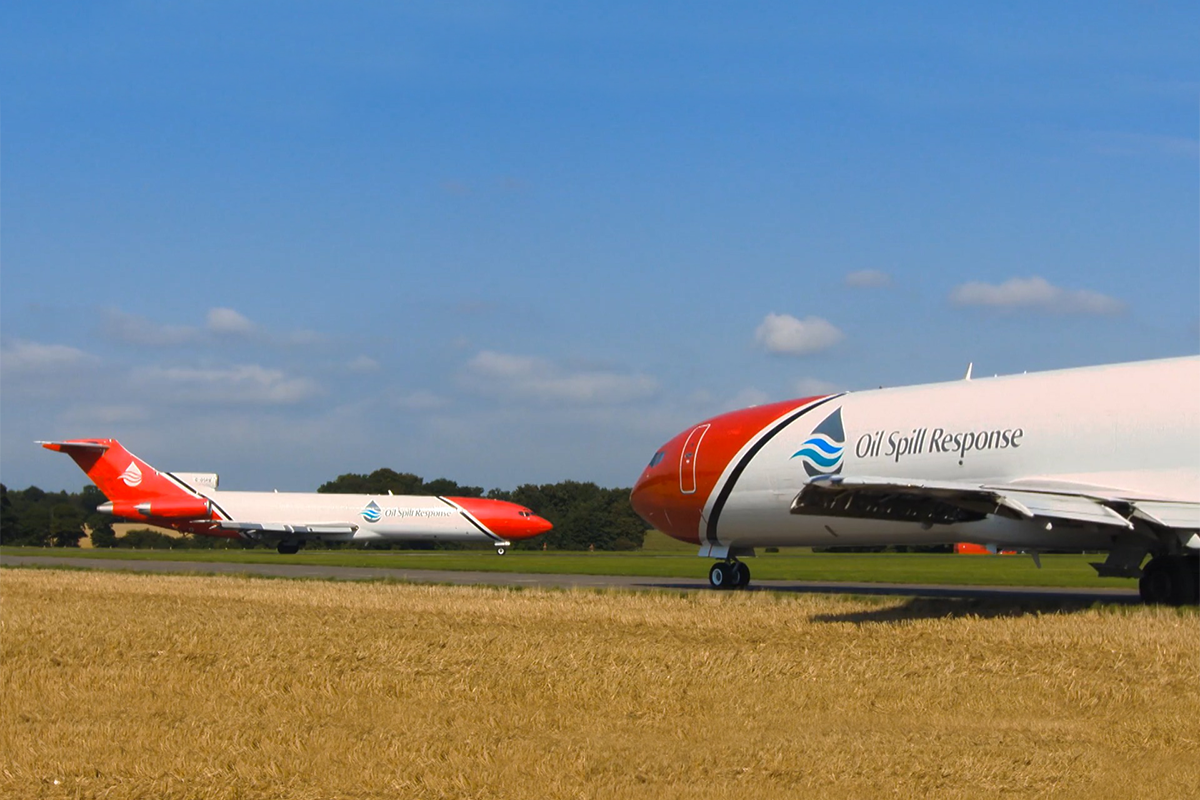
[
  {"x1": 42, "y1": 439, "x2": 552, "y2": 554},
  {"x1": 630, "y1": 357, "x2": 1200, "y2": 605}
]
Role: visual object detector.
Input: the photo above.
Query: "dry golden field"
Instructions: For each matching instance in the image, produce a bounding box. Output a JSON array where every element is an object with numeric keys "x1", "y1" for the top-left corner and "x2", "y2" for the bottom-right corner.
[{"x1": 1, "y1": 569, "x2": 1197, "y2": 800}]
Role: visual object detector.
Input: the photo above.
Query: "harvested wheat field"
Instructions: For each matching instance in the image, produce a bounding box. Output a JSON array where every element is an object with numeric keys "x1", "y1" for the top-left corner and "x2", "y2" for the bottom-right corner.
[{"x1": 1, "y1": 570, "x2": 1197, "y2": 800}]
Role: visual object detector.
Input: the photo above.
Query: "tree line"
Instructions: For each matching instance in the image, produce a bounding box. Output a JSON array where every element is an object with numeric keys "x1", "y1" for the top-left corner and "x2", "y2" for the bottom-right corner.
[{"x1": 1, "y1": 471, "x2": 647, "y2": 551}]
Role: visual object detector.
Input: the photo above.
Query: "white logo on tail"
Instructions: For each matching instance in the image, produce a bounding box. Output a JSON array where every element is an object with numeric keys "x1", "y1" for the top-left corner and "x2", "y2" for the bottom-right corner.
[{"x1": 121, "y1": 461, "x2": 143, "y2": 487}]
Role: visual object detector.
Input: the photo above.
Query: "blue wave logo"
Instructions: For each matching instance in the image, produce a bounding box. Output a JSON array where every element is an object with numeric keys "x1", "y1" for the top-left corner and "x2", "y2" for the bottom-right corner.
[
  {"x1": 361, "y1": 501, "x2": 382, "y2": 523},
  {"x1": 791, "y1": 407, "x2": 845, "y2": 477}
]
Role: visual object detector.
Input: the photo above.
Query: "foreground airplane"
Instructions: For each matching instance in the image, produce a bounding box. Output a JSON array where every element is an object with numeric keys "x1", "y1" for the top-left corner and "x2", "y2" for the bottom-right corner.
[
  {"x1": 630, "y1": 356, "x2": 1200, "y2": 605},
  {"x1": 42, "y1": 439, "x2": 552, "y2": 554}
]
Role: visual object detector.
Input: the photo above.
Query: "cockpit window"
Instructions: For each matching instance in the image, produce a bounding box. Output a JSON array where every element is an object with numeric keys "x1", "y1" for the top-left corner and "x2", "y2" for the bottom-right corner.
[{"x1": 648, "y1": 450, "x2": 665, "y2": 468}]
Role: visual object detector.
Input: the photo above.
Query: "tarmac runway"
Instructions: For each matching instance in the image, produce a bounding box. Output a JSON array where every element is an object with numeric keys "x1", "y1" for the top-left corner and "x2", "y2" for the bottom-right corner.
[{"x1": 1, "y1": 554, "x2": 1141, "y2": 604}]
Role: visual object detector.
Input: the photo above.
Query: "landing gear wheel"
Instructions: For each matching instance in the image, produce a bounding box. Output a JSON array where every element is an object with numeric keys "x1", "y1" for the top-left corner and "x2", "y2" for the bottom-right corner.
[
  {"x1": 1139, "y1": 556, "x2": 1198, "y2": 606},
  {"x1": 709, "y1": 562, "x2": 731, "y2": 589},
  {"x1": 731, "y1": 561, "x2": 751, "y2": 589},
  {"x1": 277, "y1": 542, "x2": 301, "y2": 555},
  {"x1": 495, "y1": 547, "x2": 507, "y2": 556}
]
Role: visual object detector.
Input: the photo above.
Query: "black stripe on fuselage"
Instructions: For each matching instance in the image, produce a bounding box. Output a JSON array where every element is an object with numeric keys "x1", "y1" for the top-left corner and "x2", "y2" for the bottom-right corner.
[
  {"x1": 436, "y1": 496, "x2": 504, "y2": 543},
  {"x1": 705, "y1": 393, "x2": 845, "y2": 545},
  {"x1": 161, "y1": 471, "x2": 230, "y2": 521}
]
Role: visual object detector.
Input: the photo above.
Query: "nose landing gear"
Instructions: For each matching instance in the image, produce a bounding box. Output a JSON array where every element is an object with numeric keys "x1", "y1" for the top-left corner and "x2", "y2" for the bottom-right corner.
[{"x1": 709, "y1": 559, "x2": 750, "y2": 590}]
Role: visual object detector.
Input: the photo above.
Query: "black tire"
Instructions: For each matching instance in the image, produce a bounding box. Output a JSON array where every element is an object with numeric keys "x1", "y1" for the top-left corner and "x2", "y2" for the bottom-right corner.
[
  {"x1": 731, "y1": 561, "x2": 751, "y2": 589},
  {"x1": 709, "y1": 562, "x2": 730, "y2": 589},
  {"x1": 1137, "y1": 556, "x2": 1195, "y2": 606},
  {"x1": 277, "y1": 543, "x2": 300, "y2": 555},
  {"x1": 495, "y1": 547, "x2": 507, "y2": 556},
  {"x1": 1168, "y1": 556, "x2": 1199, "y2": 606}
]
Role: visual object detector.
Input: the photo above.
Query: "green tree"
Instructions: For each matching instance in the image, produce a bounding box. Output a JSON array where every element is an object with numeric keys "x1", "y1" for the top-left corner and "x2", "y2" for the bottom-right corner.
[
  {"x1": 0, "y1": 485, "x2": 19, "y2": 544},
  {"x1": 318, "y1": 469, "x2": 482, "y2": 498},
  {"x1": 89, "y1": 520, "x2": 118, "y2": 548},
  {"x1": 49, "y1": 502, "x2": 86, "y2": 547},
  {"x1": 505, "y1": 481, "x2": 647, "y2": 551}
]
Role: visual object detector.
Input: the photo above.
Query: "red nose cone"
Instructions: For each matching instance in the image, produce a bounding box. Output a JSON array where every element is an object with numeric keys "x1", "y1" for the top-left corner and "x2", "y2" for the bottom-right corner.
[{"x1": 447, "y1": 497, "x2": 553, "y2": 541}]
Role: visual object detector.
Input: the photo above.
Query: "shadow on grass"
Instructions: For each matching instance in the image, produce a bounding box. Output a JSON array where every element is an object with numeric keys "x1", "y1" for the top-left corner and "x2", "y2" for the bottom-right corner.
[{"x1": 810, "y1": 595, "x2": 1139, "y2": 623}]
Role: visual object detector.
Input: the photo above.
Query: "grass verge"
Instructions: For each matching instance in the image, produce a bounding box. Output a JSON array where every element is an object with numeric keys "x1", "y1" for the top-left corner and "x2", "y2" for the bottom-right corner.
[{"x1": 1, "y1": 544, "x2": 1136, "y2": 588}]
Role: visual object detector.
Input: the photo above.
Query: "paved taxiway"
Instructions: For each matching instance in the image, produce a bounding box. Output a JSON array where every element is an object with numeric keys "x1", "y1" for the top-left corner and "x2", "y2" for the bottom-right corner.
[{"x1": 1, "y1": 555, "x2": 1139, "y2": 603}]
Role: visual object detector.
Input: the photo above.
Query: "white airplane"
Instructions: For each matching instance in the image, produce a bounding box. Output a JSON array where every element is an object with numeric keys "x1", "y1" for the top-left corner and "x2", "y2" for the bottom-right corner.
[
  {"x1": 630, "y1": 356, "x2": 1200, "y2": 604},
  {"x1": 42, "y1": 439, "x2": 552, "y2": 554}
]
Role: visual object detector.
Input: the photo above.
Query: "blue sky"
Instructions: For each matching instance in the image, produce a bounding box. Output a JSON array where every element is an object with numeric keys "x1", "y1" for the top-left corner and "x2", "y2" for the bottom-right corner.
[{"x1": 3, "y1": 1, "x2": 1197, "y2": 493}]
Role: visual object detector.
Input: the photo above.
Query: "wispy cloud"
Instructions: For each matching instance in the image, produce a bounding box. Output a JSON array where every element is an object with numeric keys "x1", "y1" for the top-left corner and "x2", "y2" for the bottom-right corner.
[
  {"x1": 949, "y1": 277, "x2": 1125, "y2": 316},
  {"x1": 0, "y1": 340, "x2": 93, "y2": 372},
  {"x1": 722, "y1": 387, "x2": 771, "y2": 410},
  {"x1": 792, "y1": 377, "x2": 841, "y2": 397},
  {"x1": 464, "y1": 350, "x2": 659, "y2": 405},
  {"x1": 102, "y1": 309, "x2": 200, "y2": 346},
  {"x1": 755, "y1": 314, "x2": 844, "y2": 356},
  {"x1": 102, "y1": 307, "x2": 323, "y2": 348},
  {"x1": 391, "y1": 389, "x2": 448, "y2": 411},
  {"x1": 206, "y1": 307, "x2": 256, "y2": 336},
  {"x1": 347, "y1": 355, "x2": 381, "y2": 373},
  {"x1": 844, "y1": 269, "x2": 891, "y2": 288},
  {"x1": 133, "y1": 364, "x2": 322, "y2": 405}
]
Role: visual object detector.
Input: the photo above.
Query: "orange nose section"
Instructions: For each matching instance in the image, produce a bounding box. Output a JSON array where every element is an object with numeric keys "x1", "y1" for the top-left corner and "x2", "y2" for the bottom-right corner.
[
  {"x1": 631, "y1": 397, "x2": 825, "y2": 546},
  {"x1": 447, "y1": 497, "x2": 553, "y2": 541}
]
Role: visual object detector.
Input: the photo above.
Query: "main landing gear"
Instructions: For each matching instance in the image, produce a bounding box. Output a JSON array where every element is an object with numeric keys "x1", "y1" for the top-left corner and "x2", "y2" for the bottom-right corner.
[
  {"x1": 277, "y1": 541, "x2": 302, "y2": 555},
  {"x1": 709, "y1": 559, "x2": 750, "y2": 590},
  {"x1": 1139, "y1": 554, "x2": 1199, "y2": 606}
]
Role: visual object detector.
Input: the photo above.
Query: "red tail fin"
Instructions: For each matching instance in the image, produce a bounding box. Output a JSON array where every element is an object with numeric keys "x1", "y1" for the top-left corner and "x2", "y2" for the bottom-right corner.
[{"x1": 39, "y1": 439, "x2": 190, "y2": 504}]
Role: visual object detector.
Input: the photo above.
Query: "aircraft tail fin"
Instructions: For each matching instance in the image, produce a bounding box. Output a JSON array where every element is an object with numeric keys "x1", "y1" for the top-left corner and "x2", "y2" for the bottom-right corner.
[{"x1": 38, "y1": 439, "x2": 192, "y2": 506}]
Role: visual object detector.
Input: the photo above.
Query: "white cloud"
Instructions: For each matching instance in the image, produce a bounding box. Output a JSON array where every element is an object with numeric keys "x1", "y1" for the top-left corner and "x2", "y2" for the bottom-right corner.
[
  {"x1": 134, "y1": 364, "x2": 321, "y2": 405},
  {"x1": 0, "y1": 340, "x2": 92, "y2": 372},
  {"x1": 347, "y1": 355, "x2": 381, "y2": 373},
  {"x1": 844, "y1": 269, "x2": 891, "y2": 288},
  {"x1": 949, "y1": 277, "x2": 1125, "y2": 316},
  {"x1": 755, "y1": 314, "x2": 844, "y2": 356},
  {"x1": 792, "y1": 377, "x2": 841, "y2": 397},
  {"x1": 206, "y1": 308, "x2": 256, "y2": 336},
  {"x1": 464, "y1": 350, "x2": 659, "y2": 405},
  {"x1": 724, "y1": 387, "x2": 771, "y2": 410},
  {"x1": 102, "y1": 309, "x2": 199, "y2": 346},
  {"x1": 60, "y1": 404, "x2": 148, "y2": 425},
  {"x1": 101, "y1": 307, "x2": 322, "y2": 348}
]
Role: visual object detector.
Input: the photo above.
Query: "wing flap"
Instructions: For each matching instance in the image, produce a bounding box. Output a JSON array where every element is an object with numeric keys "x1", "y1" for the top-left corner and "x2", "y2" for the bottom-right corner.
[
  {"x1": 1001, "y1": 490, "x2": 1133, "y2": 529},
  {"x1": 218, "y1": 522, "x2": 358, "y2": 536},
  {"x1": 792, "y1": 475, "x2": 1141, "y2": 529},
  {"x1": 1131, "y1": 501, "x2": 1200, "y2": 530}
]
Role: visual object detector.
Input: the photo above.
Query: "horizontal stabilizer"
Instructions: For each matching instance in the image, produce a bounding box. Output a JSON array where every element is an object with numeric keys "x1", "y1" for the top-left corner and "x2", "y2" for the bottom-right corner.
[{"x1": 37, "y1": 440, "x2": 110, "y2": 454}]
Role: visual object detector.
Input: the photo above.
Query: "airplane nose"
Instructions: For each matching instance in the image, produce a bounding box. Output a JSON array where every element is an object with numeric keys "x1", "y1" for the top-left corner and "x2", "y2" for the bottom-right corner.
[
  {"x1": 629, "y1": 474, "x2": 656, "y2": 528},
  {"x1": 630, "y1": 447, "x2": 699, "y2": 543}
]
